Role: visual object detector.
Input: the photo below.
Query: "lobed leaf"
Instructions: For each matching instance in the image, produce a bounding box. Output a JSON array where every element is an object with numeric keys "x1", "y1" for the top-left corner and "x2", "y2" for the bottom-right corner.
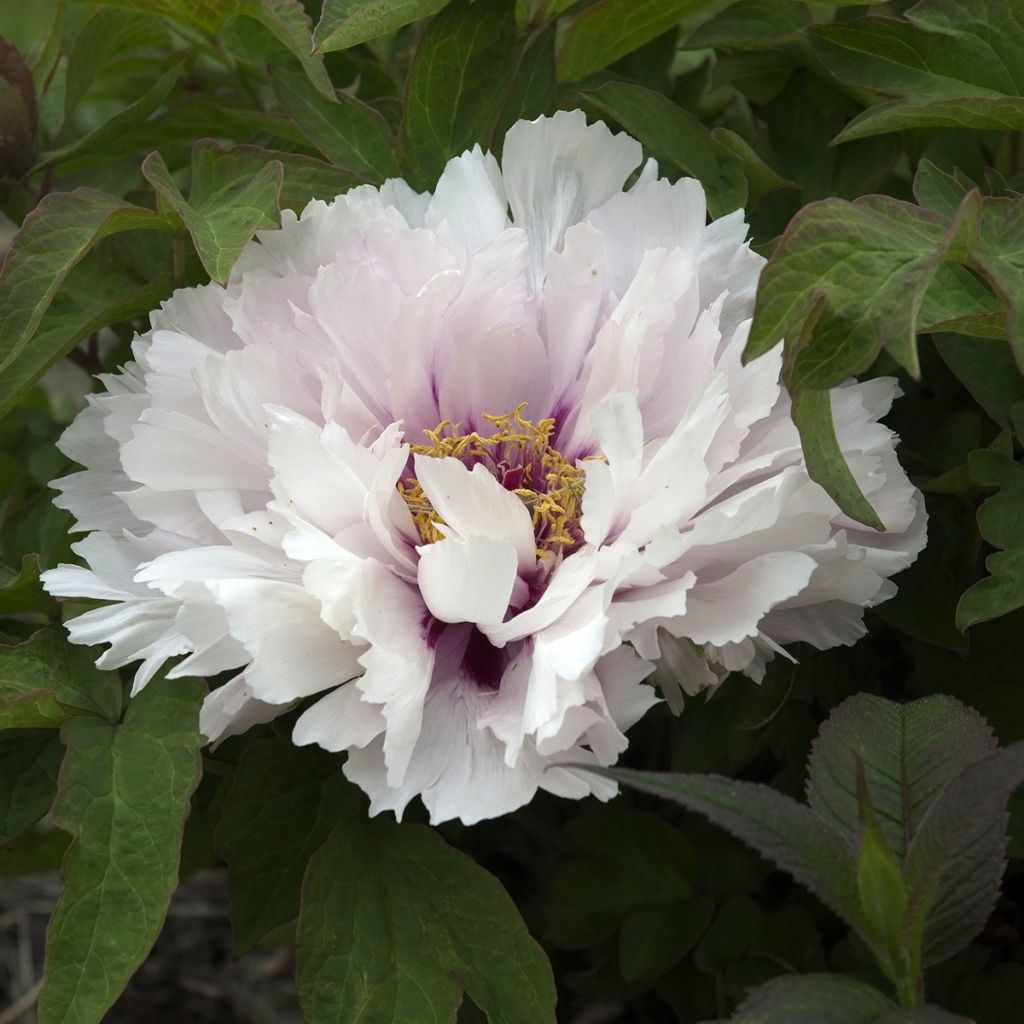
[
  {"x1": 970, "y1": 196, "x2": 1024, "y2": 369},
  {"x1": 0, "y1": 629, "x2": 123, "y2": 728},
  {"x1": 36, "y1": 676, "x2": 205, "y2": 1024},
  {"x1": 143, "y1": 144, "x2": 283, "y2": 284},
  {"x1": 297, "y1": 816, "x2": 557, "y2": 1023}
]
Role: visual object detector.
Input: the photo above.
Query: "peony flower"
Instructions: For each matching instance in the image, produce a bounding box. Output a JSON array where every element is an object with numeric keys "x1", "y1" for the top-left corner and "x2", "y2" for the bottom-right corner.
[{"x1": 42, "y1": 111, "x2": 925, "y2": 825}]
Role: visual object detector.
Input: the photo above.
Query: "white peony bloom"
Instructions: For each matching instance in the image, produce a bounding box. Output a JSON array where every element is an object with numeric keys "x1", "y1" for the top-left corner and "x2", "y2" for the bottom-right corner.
[{"x1": 42, "y1": 112, "x2": 925, "y2": 825}]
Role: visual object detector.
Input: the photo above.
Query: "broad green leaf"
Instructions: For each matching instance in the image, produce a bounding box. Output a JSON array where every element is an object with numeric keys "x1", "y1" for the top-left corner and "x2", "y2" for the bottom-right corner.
[
  {"x1": 215, "y1": 738, "x2": 361, "y2": 952},
  {"x1": 0, "y1": 629, "x2": 123, "y2": 727},
  {"x1": 271, "y1": 66, "x2": 397, "y2": 182},
  {"x1": 0, "y1": 264, "x2": 171, "y2": 419},
  {"x1": 297, "y1": 816, "x2": 557, "y2": 1023},
  {"x1": 313, "y1": 0, "x2": 452, "y2": 52},
  {"x1": 791, "y1": 389, "x2": 883, "y2": 530},
  {"x1": 810, "y1": 17, "x2": 1019, "y2": 103},
  {"x1": 935, "y1": 334, "x2": 1024, "y2": 429},
  {"x1": 143, "y1": 143, "x2": 283, "y2": 283},
  {"x1": 0, "y1": 729, "x2": 62, "y2": 845},
  {"x1": 903, "y1": 740, "x2": 1024, "y2": 964},
  {"x1": 0, "y1": 553, "x2": 47, "y2": 615},
  {"x1": 90, "y1": 0, "x2": 236, "y2": 33},
  {"x1": 711, "y1": 127, "x2": 794, "y2": 206},
  {"x1": 0, "y1": 36, "x2": 37, "y2": 179},
  {"x1": 727, "y1": 974, "x2": 896, "y2": 1024},
  {"x1": 683, "y1": 0, "x2": 804, "y2": 50},
  {"x1": 37, "y1": 675, "x2": 204, "y2": 1024},
  {"x1": 490, "y1": 23, "x2": 557, "y2": 151},
  {"x1": 743, "y1": 192, "x2": 981, "y2": 388},
  {"x1": 970, "y1": 197, "x2": 1024, "y2": 368},
  {"x1": 917, "y1": 263, "x2": 1005, "y2": 340},
  {"x1": 807, "y1": 694, "x2": 997, "y2": 860},
  {"x1": 836, "y1": 96, "x2": 1024, "y2": 143},
  {"x1": 602, "y1": 767, "x2": 866, "y2": 938},
  {"x1": 245, "y1": 0, "x2": 333, "y2": 98},
  {"x1": 572, "y1": 80, "x2": 737, "y2": 217},
  {"x1": 63, "y1": 7, "x2": 166, "y2": 122},
  {"x1": 957, "y1": 468, "x2": 1024, "y2": 629},
  {"x1": 401, "y1": 0, "x2": 517, "y2": 190},
  {"x1": 199, "y1": 143, "x2": 362, "y2": 208},
  {"x1": 557, "y1": 0, "x2": 736, "y2": 82},
  {"x1": 546, "y1": 806, "x2": 696, "y2": 949},
  {"x1": 618, "y1": 895, "x2": 714, "y2": 987},
  {"x1": 0, "y1": 188, "x2": 171, "y2": 385},
  {"x1": 0, "y1": 825, "x2": 70, "y2": 877},
  {"x1": 35, "y1": 61, "x2": 183, "y2": 172},
  {"x1": 29, "y1": 1, "x2": 65, "y2": 93}
]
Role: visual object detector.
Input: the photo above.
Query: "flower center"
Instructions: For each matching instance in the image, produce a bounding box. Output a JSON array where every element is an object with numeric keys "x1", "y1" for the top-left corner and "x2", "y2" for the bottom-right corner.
[{"x1": 399, "y1": 404, "x2": 586, "y2": 559}]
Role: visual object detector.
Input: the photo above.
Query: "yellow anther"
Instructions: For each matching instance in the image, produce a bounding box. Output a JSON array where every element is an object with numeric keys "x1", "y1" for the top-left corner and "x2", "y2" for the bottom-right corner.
[{"x1": 398, "y1": 405, "x2": 588, "y2": 559}]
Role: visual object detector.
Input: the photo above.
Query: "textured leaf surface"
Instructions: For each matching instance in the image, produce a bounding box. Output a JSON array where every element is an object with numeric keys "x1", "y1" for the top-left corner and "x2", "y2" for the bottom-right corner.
[
  {"x1": 604, "y1": 768, "x2": 865, "y2": 935},
  {"x1": 903, "y1": 740, "x2": 1024, "y2": 964},
  {"x1": 971, "y1": 197, "x2": 1024, "y2": 368},
  {"x1": 314, "y1": 0, "x2": 451, "y2": 52},
  {"x1": 807, "y1": 694, "x2": 998, "y2": 859},
  {"x1": 935, "y1": 334, "x2": 1024, "y2": 429},
  {"x1": 0, "y1": 730, "x2": 62, "y2": 845},
  {"x1": 297, "y1": 817, "x2": 557, "y2": 1024},
  {"x1": 558, "y1": 0, "x2": 735, "y2": 82},
  {"x1": 836, "y1": 96, "x2": 1024, "y2": 142},
  {"x1": 0, "y1": 189, "x2": 170, "y2": 392},
  {"x1": 271, "y1": 66, "x2": 397, "y2": 182},
  {"x1": 215, "y1": 738, "x2": 361, "y2": 952},
  {"x1": 728, "y1": 973, "x2": 896, "y2": 1023},
  {"x1": 143, "y1": 144, "x2": 283, "y2": 283},
  {"x1": 0, "y1": 629, "x2": 123, "y2": 727},
  {"x1": 401, "y1": 0, "x2": 517, "y2": 189},
  {"x1": 744, "y1": 194, "x2": 977, "y2": 387},
  {"x1": 37, "y1": 676, "x2": 204, "y2": 1024}
]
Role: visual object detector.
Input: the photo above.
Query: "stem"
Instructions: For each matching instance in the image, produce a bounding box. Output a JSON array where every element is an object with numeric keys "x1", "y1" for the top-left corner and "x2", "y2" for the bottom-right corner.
[
  {"x1": 895, "y1": 972, "x2": 924, "y2": 1007},
  {"x1": 172, "y1": 233, "x2": 186, "y2": 288}
]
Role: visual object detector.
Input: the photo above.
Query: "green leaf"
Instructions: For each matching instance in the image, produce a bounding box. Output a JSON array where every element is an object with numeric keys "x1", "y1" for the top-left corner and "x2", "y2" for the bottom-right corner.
[
  {"x1": 903, "y1": 739, "x2": 1024, "y2": 964},
  {"x1": 935, "y1": 334, "x2": 1024, "y2": 429},
  {"x1": 913, "y1": 160, "x2": 967, "y2": 218},
  {"x1": 34, "y1": 60, "x2": 184, "y2": 172},
  {"x1": 0, "y1": 262, "x2": 171, "y2": 419},
  {"x1": 0, "y1": 36, "x2": 38, "y2": 179},
  {"x1": 743, "y1": 192, "x2": 982, "y2": 388},
  {"x1": 683, "y1": 0, "x2": 804, "y2": 51},
  {"x1": 807, "y1": 694, "x2": 997, "y2": 860},
  {"x1": 727, "y1": 974, "x2": 896, "y2": 1024},
  {"x1": 143, "y1": 143, "x2": 283, "y2": 284},
  {"x1": 546, "y1": 806, "x2": 696, "y2": 949},
  {"x1": 836, "y1": 96, "x2": 1024, "y2": 143},
  {"x1": 956, "y1": 468, "x2": 1024, "y2": 628},
  {"x1": 854, "y1": 758, "x2": 910, "y2": 983},
  {"x1": 0, "y1": 729, "x2": 62, "y2": 845},
  {"x1": 557, "y1": 0, "x2": 736, "y2": 82},
  {"x1": 571, "y1": 79, "x2": 737, "y2": 217},
  {"x1": 970, "y1": 196, "x2": 1024, "y2": 369},
  {"x1": 618, "y1": 895, "x2": 714, "y2": 987},
  {"x1": 243, "y1": 0, "x2": 334, "y2": 98},
  {"x1": 0, "y1": 188, "x2": 172, "y2": 387},
  {"x1": 182, "y1": 141, "x2": 363, "y2": 211},
  {"x1": 297, "y1": 816, "x2": 557, "y2": 1024},
  {"x1": 313, "y1": 0, "x2": 452, "y2": 52},
  {"x1": 875, "y1": 1010, "x2": 974, "y2": 1024},
  {"x1": 790, "y1": 389, "x2": 884, "y2": 531},
  {"x1": 400, "y1": 0, "x2": 517, "y2": 190},
  {"x1": 601, "y1": 768, "x2": 866, "y2": 938},
  {"x1": 711, "y1": 127, "x2": 795, "y2": 206},
  {"x1": 271, "y1": 66, "x2": 397, "y2": 182},
  {"x1": 91, "y1": 0, "x2": 236, "y2": 33},
  {"x1": 63, "y1": 7, "x2": 166, "y2": 122},
  {"x1": 490, "y1": 24, "x2": 557, "y2": 152},
  {"x1": 917, "y1": 263, "x2": 1005, "y2": 340},
  {"x1": 215, "y1": 738, "x2": 361, "y2": 952},
  {"x1": 0, "y1": 629, "x2": 123, "y2": 728},
  {"x1": 37, "y1": 675, "x2": 205, "y2": 1024}
]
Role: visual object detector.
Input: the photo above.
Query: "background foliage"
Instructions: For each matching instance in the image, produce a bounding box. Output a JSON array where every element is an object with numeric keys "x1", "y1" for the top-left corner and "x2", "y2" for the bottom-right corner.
[{"x1": 1, "y1": 1, "x2": 1023, "y2": 1022}]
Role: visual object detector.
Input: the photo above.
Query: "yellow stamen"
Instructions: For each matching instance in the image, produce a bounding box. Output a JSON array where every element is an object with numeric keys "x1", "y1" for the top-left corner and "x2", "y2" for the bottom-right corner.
[{"x1": 398, "y1": 404, "x2": 588, "y2": 559}]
